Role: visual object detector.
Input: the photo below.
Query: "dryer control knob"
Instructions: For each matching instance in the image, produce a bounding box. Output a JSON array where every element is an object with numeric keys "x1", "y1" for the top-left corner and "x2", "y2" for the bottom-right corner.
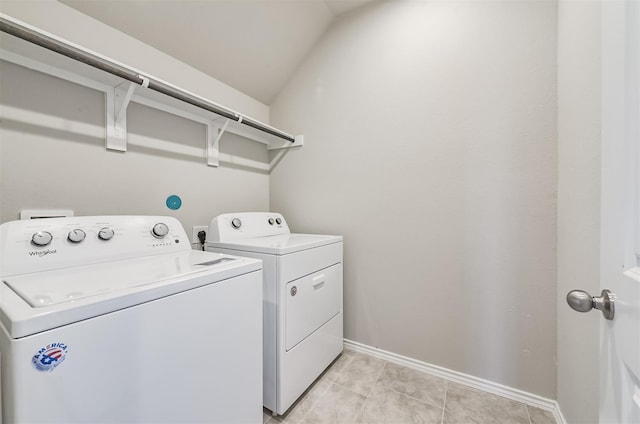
[
  {"x1": 152, "y1": 223, "x2": 169, "y2": 238},
  {"x1": 275, "y1": 217, "x2": 282, "y2": 225},
  {"x1": 31, "y1": 231, "x2": 53, "y2": 247},
  {"x1": 67, "y1": 229, "x2": 86, "y2": 243},
  {"x1": 268, "y1": 218, "x2": 275, "y2": 225},
  {"x1": 98, "y1": 227, "x2": 115, "y2": 241},
  {"x1": 231, "y1": 218, "x2": 242, "y2": 229}
]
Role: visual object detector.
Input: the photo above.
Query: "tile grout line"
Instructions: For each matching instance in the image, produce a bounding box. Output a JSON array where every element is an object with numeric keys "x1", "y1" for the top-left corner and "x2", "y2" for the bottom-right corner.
[
  {"x1": 377, "y1": 382, "x2": 448, "y2": 411},
  {"x1": 328, "y1": 355, "x2": 389, "y2": 400},
  {"x1": 525, "y1": 404, "x2": 532, "y2": 424},
  {"x1": 373, "y1": 361, "x2": 449, "y2": 412},
  {"x1": 358, "y1": 361, "x2": 388, "y2": 422},
  {"x1": 355, "y1": 389, "x2": 368, "y2": 423},
  {"x1": 303, "y1": 381, "x2": 333, "y2": 423},
  {"x1": 327, "y1": 360, "x2": 390, "y2": 421},
  {"x1": 331, "y1": 379, "x2": 370, "y2": 395},
  {"x1": 291, "y1": 375, "x2": 334, "y2": 424},
  {"x1": 368, "y1": 360, "x2": 388, "y2": 397},
  {"x1": 440, "y1": 380, "x2": 448, "y2": 424}
]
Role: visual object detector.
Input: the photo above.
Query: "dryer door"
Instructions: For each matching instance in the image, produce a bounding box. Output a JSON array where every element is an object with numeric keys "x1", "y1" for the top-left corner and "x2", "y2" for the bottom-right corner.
[{"x1": 285, "y1": 264, "x2": 341, "y2": 351}]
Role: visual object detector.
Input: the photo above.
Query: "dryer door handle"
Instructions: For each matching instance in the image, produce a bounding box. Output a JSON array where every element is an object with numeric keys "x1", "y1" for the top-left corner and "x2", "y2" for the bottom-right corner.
[{"x1": 312, "y1": 274, "x2": 326, "y2": 290}]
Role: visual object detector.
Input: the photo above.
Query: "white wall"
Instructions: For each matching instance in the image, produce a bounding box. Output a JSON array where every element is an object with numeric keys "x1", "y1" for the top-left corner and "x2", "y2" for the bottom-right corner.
[
  {"x1": 0, "y1": 1, "x2": 271, "y2": 234},
  {"x1": 556, "y1": 1, "x2": 601, "y2": 422},
  {"x1": 270, "y1": 0, "x2": 557, "y2": 397}
]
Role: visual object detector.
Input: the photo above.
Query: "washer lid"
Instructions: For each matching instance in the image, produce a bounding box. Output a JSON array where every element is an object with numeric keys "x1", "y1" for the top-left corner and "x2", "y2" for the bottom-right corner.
[
  {"x1": 5, "y1": 251, "x2": 235, "y2": 308},
  {"x1": 207, "y1": 233, "x2": 342, "y2": 255},
  {"x1": 0, "y1": 250, "x2": 261, "y2": 338}
]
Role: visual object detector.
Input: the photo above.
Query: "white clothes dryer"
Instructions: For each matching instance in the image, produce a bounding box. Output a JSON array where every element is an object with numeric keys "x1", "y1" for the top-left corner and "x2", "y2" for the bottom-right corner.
[
  {"x1": 206, "y1": 212, "x2": 343, "y2": 415},
  {"x1": 0, "y1": 215, "x2": 263, "y2": 423}
]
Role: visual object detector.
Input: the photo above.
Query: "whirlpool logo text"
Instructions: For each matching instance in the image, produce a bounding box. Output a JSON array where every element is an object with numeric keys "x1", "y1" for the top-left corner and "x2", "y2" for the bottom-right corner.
[{"x1": 28, "y1": 249, "x2": 57, "y2": 257}]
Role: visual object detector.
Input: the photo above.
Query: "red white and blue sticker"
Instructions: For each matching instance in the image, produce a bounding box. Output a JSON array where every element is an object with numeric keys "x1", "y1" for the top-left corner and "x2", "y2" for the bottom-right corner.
[{"x1": 32, "y1": 343, "x2": 68, "y2": 372}]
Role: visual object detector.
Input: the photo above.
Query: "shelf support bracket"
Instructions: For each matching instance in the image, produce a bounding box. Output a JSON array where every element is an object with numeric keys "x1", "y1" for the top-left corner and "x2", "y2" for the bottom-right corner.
[
  {"x1": 267, "y1": 134, "x2": 305, "y2": 151},
  {"x1": 207, "y1": 118, "x2": 230, "y2": 167},
  {"x1": 106, "y1": 81, "x2": 136, "y2": 152}
]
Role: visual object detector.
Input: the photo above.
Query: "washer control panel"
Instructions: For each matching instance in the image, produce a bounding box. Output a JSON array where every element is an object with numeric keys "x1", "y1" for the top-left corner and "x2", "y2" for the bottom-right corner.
[
  {"x1": 0, "y1": 216, "x2": 190, "y2": 277},
  {"x1": 207, "y1": 212, "x2": 290, "y2": 242}
]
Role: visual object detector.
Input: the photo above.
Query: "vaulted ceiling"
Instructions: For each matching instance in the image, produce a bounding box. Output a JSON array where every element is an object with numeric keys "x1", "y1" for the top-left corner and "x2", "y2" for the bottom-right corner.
[{"x1": 59, "y1": 0, "x2": 376, "y2": 105}]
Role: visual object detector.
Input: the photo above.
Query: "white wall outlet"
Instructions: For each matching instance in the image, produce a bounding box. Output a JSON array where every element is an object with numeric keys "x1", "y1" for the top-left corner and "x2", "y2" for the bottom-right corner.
[{"x1": 191, "y1": 226, "x2": 208, "y2": 244}]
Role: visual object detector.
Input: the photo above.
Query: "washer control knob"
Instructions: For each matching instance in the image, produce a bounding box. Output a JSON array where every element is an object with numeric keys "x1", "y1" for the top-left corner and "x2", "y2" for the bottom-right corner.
[
  {"x1": 31, "y1": 231, "x2": 53, "y2": 247},
  {"x1": 268, "y1": 218, "x2": 275, "y2": 225},
  {"x1": 67, "y1": 229, "x2": 86, "y2": 243},
  {"x1": 275, "y1": 217, "x2": 282, "y2": 225},
  {"x1": 98, "y1": 227, "x2": 115, "y2": 241},
  {"x1": 231, "y1": 218, "x2": 242, "y2": 229},
  {"x1": 151, "y1": 223, "x2": 169, "y2": 238}
]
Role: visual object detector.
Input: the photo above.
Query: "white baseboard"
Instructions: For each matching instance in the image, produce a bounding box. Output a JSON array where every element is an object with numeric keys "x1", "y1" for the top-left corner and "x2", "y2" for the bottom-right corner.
[{"x1": 343, "y1": 339, "x2": 567, "y2": 424}]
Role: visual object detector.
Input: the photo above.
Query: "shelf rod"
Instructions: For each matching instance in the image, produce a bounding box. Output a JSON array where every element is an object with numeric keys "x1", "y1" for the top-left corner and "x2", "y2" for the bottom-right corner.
[
  {"x1": 0, "y1": 19, "x2": 143, "y2": 85},
  {"x1": 0, "y1": 17, "x2": 296, "y2": 144}
]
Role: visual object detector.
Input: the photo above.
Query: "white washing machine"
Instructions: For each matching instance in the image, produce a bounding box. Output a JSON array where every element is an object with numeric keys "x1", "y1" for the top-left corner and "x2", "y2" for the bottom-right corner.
[
  {"x1": 0, "y1": 215, "x2": 263, "y2": 423},
  {"x1": 206, "y1": 212, "x2": 343, "y2": 415}
]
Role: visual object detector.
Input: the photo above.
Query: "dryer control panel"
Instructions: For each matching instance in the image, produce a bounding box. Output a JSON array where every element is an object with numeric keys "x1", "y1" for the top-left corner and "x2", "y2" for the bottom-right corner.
[
  {"x1": 208, "y1": 212, "x2": 291, "y2": 242},
  {"x1": 0, "y1": 216, "x2": 189, "y2": 277}
]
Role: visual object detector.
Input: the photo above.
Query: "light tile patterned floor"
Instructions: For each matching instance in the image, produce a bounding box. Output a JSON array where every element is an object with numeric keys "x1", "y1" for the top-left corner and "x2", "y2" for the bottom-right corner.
[{"x1": 263, "y1": 350, "x2": 556, "y2": 424}]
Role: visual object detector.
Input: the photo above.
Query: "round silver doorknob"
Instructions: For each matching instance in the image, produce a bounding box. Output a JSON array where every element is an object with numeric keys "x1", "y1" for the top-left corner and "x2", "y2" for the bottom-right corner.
[
  {"x1": 566, "y1": 290, "x2": 593, "y2": 312},
  {"x1": 566, "y1": 289, "x2": 615, "y2": 320}
]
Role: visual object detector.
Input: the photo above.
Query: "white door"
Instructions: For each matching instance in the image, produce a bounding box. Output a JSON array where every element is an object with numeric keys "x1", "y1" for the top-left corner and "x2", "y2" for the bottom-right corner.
[{"x1": 600, "y1": 1, "x2": 640, "y2": 422}]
